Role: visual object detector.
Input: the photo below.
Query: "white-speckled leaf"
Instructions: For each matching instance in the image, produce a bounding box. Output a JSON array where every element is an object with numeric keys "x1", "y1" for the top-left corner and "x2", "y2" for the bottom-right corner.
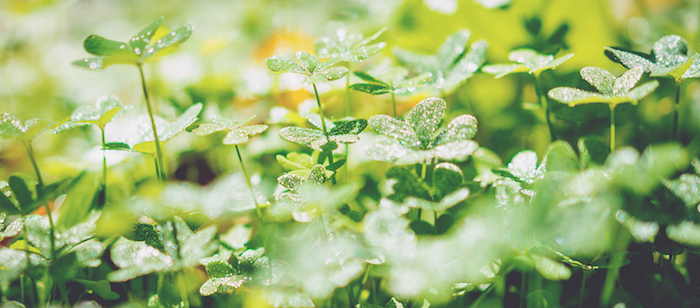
[
  {"x1": 128, "y1": 16, "x2": 163, "y2": 56},
  {"x1": 436, "y1": 29, "x2": 471, "y2": 69},
  {"x1": 682, "y1": 57, "x2": 700, "y2": 78},
  {"x1": 441, "y1": 40, "x2": 488, "y2": 92},
  {"x1": 652, "y1": 35, "x2": 688, "y2": 66},
  {"x1": 330, "y1": 119, "x2": 367, "y2": 136},
  {"x1": 139, "y1": 23, "x2": 194, "y2": 63},
  {"x1": 482, "y1": 64, "x2": 527, "y2": 79},
  {"x1": 368, "y1": 115, "x2": 420, "y2": 147},
  {"x1": 433, "y1": 140, "x2": 479, "y2": 161},
  {"x1": 614, "y1": 66, "x2": 644, "y2": 95},
  {"x1": 296, "y1": 51, "x2": 320, "y2": 73},
  {"x1": 266, "y1": 56, "x2": 306, "y2": 74},
  {"x1": 508, "y1": 150, "x2": 543, "y2": 184},
  {"x1": 537, "y1": 53, "x2": 574, "y2": 73},
  {"x1": 279, "y1": 126, "x2": 327, "y2": 151},
  {"x1": 548, "y1": 87, "x2": 607, "y2": 106},
  {"x1": 625, "y1": 81, "x2": 659, "y2": 102},
  {"x1": 580, "y1": 67, "x2": 615, "y2": 95},
  {"x1": 664, "y1": 174, "x2": 700, "y2": 207},
  {"x1": 408, "y1": 98, "x2": 446, "y2": 148},
  {"x1": 133, "y1": 103, "x2": 202, "y2": 153},
  {"x1": 238, "y1": 124, "x2": 268, "y2": 137},
  {"x1": 107, "y1": 238, "x2": 172, "y2": 282},
  {"x1": 306, "y1": 66, "x2": 349, "y2": 83},
  {"x1": 365, "y1": 136, "x2": 409, "y2": 163},
  {"x1": 509, "y1": 49, "x2": 552, "y2": 69},
  {"x1": 223, "y1": 130, "x2": 249, "y2": 145},
  {"x1": 1, "y1": 114, "x2": 52, "y2": 141},
  {"x1": 604, "y1": 47, "x2": 654, "y2": 72},
  {"x1": 200, "y1": 276, "x2": 249, "y2": 296},
  {"x1": 650, "y1": 55, "x2": 695, "y2": 79},
  {"x1": 435, "y1": 114, "x2": 478, "y2": 145},
  {"x1": 189, "y1": 123, "x2": 228, "y2": 136}
]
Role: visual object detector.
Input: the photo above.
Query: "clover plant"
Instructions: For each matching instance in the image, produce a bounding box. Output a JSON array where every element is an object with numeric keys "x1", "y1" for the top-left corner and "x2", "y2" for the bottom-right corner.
[
  {"x1": 548, "y1": 66, "x2": 659, "y2": 149},
  {"x1": 482, "y1": 49, "x2": 574, "y2": 141},
  {"x1": 74, "y1": 16, "x2": 194, "y2": 181},
  {"x1": 605, "y1": 34, "x2": 700, "y2": 140},
  {"x1": 393, "y1": 29, "x2": 488, "y2": 97}
]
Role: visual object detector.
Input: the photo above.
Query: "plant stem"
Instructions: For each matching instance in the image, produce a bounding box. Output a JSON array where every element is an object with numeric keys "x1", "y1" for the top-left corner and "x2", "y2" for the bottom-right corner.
[
  {"x1": 672, "y1": 81, "x2": 681, "y2": 141},
  {"x1": 178, "y1": 272, "x2": 190, "y2": 308},
  {"x1": 610, "y1": 105, "x2": 616, "y2": 151},
  {"x1": 312, "y1": 83, "x2": 337, "y2": 185},
  {"x1": 101, "y1": 127, "x2": 107, "y2": 203},
  {"x1": 235, "y1": 145, "x2": 263, "y2": 220},
  {"x1": 600, "y1": 225, "x2": 631, "y2": 307},
  {"x1": 534, "y1": 74, "x2": 556, "y2": 142},
  {"x1": 391, "y1": 91, "x2": 397, "y2": 118},
  {"x1": 469, "y1": 283, "x2": 496, "y2": 308},
  {"x1": 138, "y1": 64, "x2": 166, "y2": 182},
  {"x1": 23, "y1": 141, "x2": 55, "y2": 258},
  {"x1": 346, "y1": 68, "x2": 352, "y2": 117}
]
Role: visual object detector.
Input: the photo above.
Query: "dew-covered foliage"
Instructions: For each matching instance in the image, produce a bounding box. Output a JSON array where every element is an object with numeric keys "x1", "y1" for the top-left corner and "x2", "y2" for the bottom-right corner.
[{"x1": 3, "y1": 1, "x2": 700, "y2": 308}]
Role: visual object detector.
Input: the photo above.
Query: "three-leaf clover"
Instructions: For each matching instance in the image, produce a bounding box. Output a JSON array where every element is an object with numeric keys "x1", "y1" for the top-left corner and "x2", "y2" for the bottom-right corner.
[
  {"x1": 314, "y1": 27, "x2": 386, "y2": 63},
  {"x1": 53, "y1": 94, "x2": 130, "y2": 134},
  {"x1": 366, "y1": 97, "x2": 479, "y2": 165},
  {"x1": 72, "y1": 16, "x2": 194, "y2": 70},
  {"x1": 279, "y1": 118, "x2": 367, "y2": 152},
  {"x1": 605, "y1": 35, "x2": 700, "y2": 81},
  {"x1": 548, "y1": 66, "x2": 659, "y2": 108},
  {"x1": 188, "y1": 114, "x2": 268, "y2": 145},
  {"x1": 482, "y1": 49, "x2": 574, "y2": 78},
  {"x1": 393, "y1": 29, "x2": 488, "y2": 94},
  {"x1": 0, "y1": 113, "x2": 52, "y2": 142},
  {"x1": 548, "y1": 66, "x2": 658, "y2": 149},
  {"x1": 266, "y1": 51, "x2": 349, "y2": 84}
]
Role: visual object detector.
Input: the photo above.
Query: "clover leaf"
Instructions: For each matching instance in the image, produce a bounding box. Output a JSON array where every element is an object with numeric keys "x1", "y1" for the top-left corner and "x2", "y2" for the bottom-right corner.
[
  {"x1": 266, "y1": 51, "x2": 349, "y2": 84},
  {"x1": 548, "y1": 66, "x2": 659, "y2": 108},
  {"x1": 482, "y1": 49, "x2": 574, "y2": 78},
  {"x1": 276, "y1": 152, "x2": 335, "y2": 179},
  {"x1": 279, "y1": 118, "x2": 367, "y2": 152},
  {"x1": 664, "y1": 173, "x2": 700, "y2": 208},
  {"x1": 199, "y1": 247, "x2": 281, "y2": 296},
  {"x1": 108, "y1": 216, "x2": 217, "y2": 282},
  {"x1": 605, "y1": 35, "x2": 700, "y2": 81},
  {"x1": 0, "y1": 113, "x2": 52, "y2": 142},
  {"x1": 72, "y1": 16, "x2": 194, "y2": 70},
  {"x1": 188, "y1": 114, "x2": 268, "y2": 145},
  {"x1": 394, "y1": 29, "x2": 488, "y2": 94},
  {"x1": 0, "y1": 173, "x2": 72, "y2": 216},
  {"x1": 53, "y1": 95, "x2": 130, "y2": 134},
  {"x1": 351, "y1": 66, "x2": 432, "y2": 96},
  {"x1": 314, "y1": 27, "x2": 386, "y2": 63},
  {"x1": 366, "y1": 97, "x2": 479, "y2": 165}
]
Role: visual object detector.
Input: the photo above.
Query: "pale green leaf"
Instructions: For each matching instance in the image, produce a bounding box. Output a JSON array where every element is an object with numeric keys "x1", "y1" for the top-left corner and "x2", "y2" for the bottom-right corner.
[
  {"x1": 368, "y1": 115, "x2": 420, "y2": 147},
  {"x1": 128, "y1": 16, "x2": 164, "y2": 55},
  {"x1": 604, "y1": 47, "x2": 655, "y2": 72},
  {"x1": 667, "y1": 221, "x2": 700, "y2": 246},
  {"x1": 435, "y1": 114, "x2": 478, "y2": 145},
  {"x1": 663, "y1": 174, "x2": 700, "y2": 207},
  {"x1": 541, "y1": 141, "x2": 579, "y2": 172},
  {"x1": 139, "y1": 23, "x2": 194, "y2": 63},
  {"x1": 199, "y1": 276, "x2": 248, "y2": 296},
  {"x1": 614, "y1": 66, "x2": 644, "y2": 94},
  {"x1": 615, "y1": 210, "x2": 658, "y2": 242},
  {"x1": 580, "y1": 66, "x2": 615, "y2": 95},
  {"x1": 350, "y1": 83, "x2": 392, "y2": 95},
  {"x1": 266, "y1": 56, "x2": 306, "y2": 74},
  {"x1": 107, "y1": 237, "x2": 172, "y2": 282},
  {"x1": 408, "y1": 97, "x2": 446, "y2": 148},
  {"x1": 296, "y1": 51, "x2": 320, "y2": 73},
  {"x1": 405, "y1": 188, "x2": 469, "y2": 211},
  {"x1": 279, "y1": 126, "x2": 327, "y2": 152},
  {"x1": 532, "y1": 254, "x2": 571, "y2": 280},
  {"x1": 481, "y1": 64, "x2": 526, "y2": 79}
]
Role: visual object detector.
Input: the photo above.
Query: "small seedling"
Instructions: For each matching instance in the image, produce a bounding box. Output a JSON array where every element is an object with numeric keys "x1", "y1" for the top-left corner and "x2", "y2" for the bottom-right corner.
[
  {"x1": 548, "y1": 66, "x2": 659, "y2": 150},
  {"x1": 605, "y1": 34, "x2": 700, "y2": 140},
  {"x1": 188, "y1": 114, "x2": 268, "y2": 218},
  {"x1": 73, "y1": 16, "x2": 194, "y2": 181},
  {"x1": 394, "y1": 29, "x2": 488, "y2": 96},
  {"x1": 482, "y1": 49, "x2": 574, "y2": 141}
]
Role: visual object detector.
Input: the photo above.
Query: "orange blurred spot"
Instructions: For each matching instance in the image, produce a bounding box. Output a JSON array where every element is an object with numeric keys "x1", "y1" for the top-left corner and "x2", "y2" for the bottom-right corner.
[{"x1": 254, "y1": 29, "x2": 315, "y2": 62}]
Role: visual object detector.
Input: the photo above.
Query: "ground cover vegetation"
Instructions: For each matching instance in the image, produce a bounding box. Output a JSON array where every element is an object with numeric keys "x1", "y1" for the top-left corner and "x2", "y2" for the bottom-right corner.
[{"x1": 2, "y1": 0, "x2": 700, "y2": 307}]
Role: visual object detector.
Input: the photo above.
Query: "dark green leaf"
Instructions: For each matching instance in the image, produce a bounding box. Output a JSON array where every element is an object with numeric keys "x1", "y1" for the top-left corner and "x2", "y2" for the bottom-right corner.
[
  {"x1": 578, "y1": 136, "x2": 609, "y2": 168},
  {"x1": 353, "y1": 71, "x2": 387, "y2": 85},
  {"x1": 541, "y1": 141, "x2": 578, "y2": 172},
  {"x1": 76, "y1": 279, "x2": 120, "y2": 300},
  {"x1": 386, "y1": 166, "x2": 431, "y2": 201},
  {"x1": 434, "y1": 162, "x2": 463, "y2": 197},
  {"x1": 326, "y1": 159, "x2": 346, "y2": 171},
  {"x1": 349, "y1": 83, "x2": 392, "y2": 95},
  {"x1": 128, "y1": 16, "x2": 164, "y2": 55},
  {"x1": 435, "y1": 214, "x2": 453, "y2": 234},
  {"x1": 410, "y1": 220, "x2": 435, "y2": 235},
  {"x1": 330, "y1": 119, "x2": 367, "y2": 136},
  {"x1": 9, "y1": 174, "x2": 34, "y2": 209},
  {"x1": 103, "y1": 142, "x2": 132, "y2": 151}
]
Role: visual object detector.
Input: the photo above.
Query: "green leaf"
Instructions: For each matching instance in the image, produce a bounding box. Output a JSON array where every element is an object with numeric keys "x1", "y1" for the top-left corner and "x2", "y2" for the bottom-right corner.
[
  {"x1": 615, "y1": 210, "x2": 658, "y2": 242},
  {"x1": 277, "y1": 152, "x2": 315, "y2": 171},
  {"x1": 8, "y1": 174, "x2": 35, "y2": 209},
  {"x1": 350, "y1": 83, "x2": 392, "y2": 95},
  {"x1": 0, "y1": 192, "x2": 20, "y2": 215},
  {"x1": 541, "y1": 141, "x2": 578, "y2": 173},
  {"x1": 126, "y1": 223, "x2": 164, "y2": 251},
  {"x1": 531, "y1": 254, "x2": 571, "y2": 280},
  {"x1": 604, "y1": 47, "x2": 655, "y2": 72},
  {"x1": 434, "y1": 162, "x2": 463, "y2": 197},
  {"x1": 9, "y1": 240, "x2": 42, "y2": 255},
  {"x1": 666, "y1": 221, "x2": 700, "y2": 246},
  {"x1": 133, "y1": 103, "x2": 202, "y2": 154},
  {"x1": 76, "y1": 279, "x2": 120, "y2": 300},
  {"x1": 353, "y1": 71, "x2": 387, "y2": 85},
  {"x1": 108, "y1": 237, "x2": 172, "y2": 282},
  {"x1": 482, "y1": 64, "x2": 526, "y2": 79},
  {"x1": 330, "y1": 119, "x2": 367, "y2": 136},
  {"x1": 664, "y1": 174, "x2": 700, "y2": 207},
  {"x1": 435, "y1": 214, "x2": 453, "y2": 234},
  {"x1": 199, "y1": 276, "x2": 249, "y2": 296},
  {"x1": 410, "y1": 220, "x2": 435, "y2": 235},
  {"x1": 306, "y1": 66, "x2": 349, "y2": 83},
  {"x1": 128, "y1": 16, "x2": 164, "y2": 55},
  {"x1": 139, "y1": 23, "x2": 194, "y2": 63},
  {"x1": 386, "y1": 166, "x2": 432, "y2": 201},
  {"x1": 54, "y1": 95, "x2": 129, "y2": 134},
  {"x1": 296, "y1": 51, "x2": 320, "y2": 73},
  {"x1": 580, "y1": 66, "x2": 615, "y2": 95},
  {"x1": 368, "y1": 115, "x2": 420, "y2": 147},
  {"x1": 266, "y1": 56, "x2": 306, "y2": 74},
  {"x1": 279, "y1": 126, "x2": 328, "y2": 152},
  {"x1": 84, "y1": 35, "x2": 132, "y2": 57},
  {"x1": 0, "y1": 113, "x2": 51, "y2": 141},
  {"x1": 440, "y1": 39, "x2": 488, "y2": 93},
  {"x1": 405, "y1": 188, "x2": 469, "y2": 211},
  {"x1": 507, "y1": 150, "x2": 544, "y2": 184},
  {"x1": 103, "y1": 142, "x2": 132, "y2": 151},
  {"x1": 614, "y1": 66, "x2": 644, "y2": 94},
  {"x1": 435, "y1": 114, "x2": 478, "y2": 145},
  {"x1": 578, "y1": 136, "x2": 610, "y2": 168},
  {"x1": 408, "y1": 97, "x2": 446, "y2": 148}
]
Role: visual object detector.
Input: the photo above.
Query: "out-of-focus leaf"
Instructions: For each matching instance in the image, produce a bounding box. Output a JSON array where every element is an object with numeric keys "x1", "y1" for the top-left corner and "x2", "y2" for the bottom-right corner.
[
  {"x1": 664, "y1": 174, "x2": 700, "y2": 207},
  {"x1": 578, "y1": 136, "x2": 610, "y2": 168},
  {"x1": 615, "y1": 210, "x2": 658, "y2": 242},
  {"x1": 541, "y1": 141, "x2": 578, "y2": 173},
  {"x1": 483, "y1": 49, "x2": 573, "y2": 78},
  {"x1": 434, "y1": 162, "x2": 463, "y2": 197},
  {"x1": 349, "y1": 83, "x2": 392, "y2": 95},
  {"x1": 606, "y1": 35, "x2": 700, "y2": 80},
  {"x1": 54, "y1": 95, "x2": 129, "y2": 134},
  {"x1": 666, "y1": 221, "x2": 700, "y2": 246},
  {"x1": 76, "y1": 279, "x2": 120, "y2": 300},
  {"x1": 132, "y1": 103, "x2": 202, "y2": 154},
  {"x1": 190, "y1": 114, "x2": 267, "y2": 146},
  {"x1": 0, "y1": 113, "x2": 52, "y2": 141},
  {"x1": 405, "y1": 188, "x2": 469, "y2": 211},
  {"x1": 549, "y1": 67, "x2": 658, "y2": 107},
  {"x1": 531, "y1": 254, "x2": 571, "y2": 280},
  {"x1": 385, "y1": 166, "x2": 431, "y2": 201},
  {"x1": 314, "y1": 27, "x2": 386, "y2": 63}
]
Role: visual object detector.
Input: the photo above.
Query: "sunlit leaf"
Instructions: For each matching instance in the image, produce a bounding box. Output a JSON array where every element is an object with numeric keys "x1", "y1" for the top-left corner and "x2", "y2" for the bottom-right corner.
[
  {"x1": 349, "y1": 83, "x2": 392, "y2": 95},
  {"x1": 549, "y1": 67, "x2": 658, "y2": 107},
  {"x1": 132, "y1": 103, "x2": 202, "y2": 154},
  {"x1": 615, "y1": 210, "x2": 658, "y2": 242},
  {"x1": 54, "y1": 94, "x2": 129, "y2": 134},
  {"x1": 0, "y1": 113, "x2": 52, "y2": 141},
  {"x1": 531, "y1": 254, "x2": 571, "y2": 280},
  {"x1": 664, "y1": 174, "x2": 700, "y2": 207},
  {"x1": 483, "y1": 49, "x2": 573, "y2": 78},
  {"x1": 314, "y1": 27, "x2": 386, "y2": 63},
  {"x1": 666, "y1": 221, "x2": 700, "y2": 246},
  {"x1": 408, "y1": 97, "x2": 446, "y2": 147},
  {"x1": 266, "y1": 56, "x2": 306, "y2": 74}
]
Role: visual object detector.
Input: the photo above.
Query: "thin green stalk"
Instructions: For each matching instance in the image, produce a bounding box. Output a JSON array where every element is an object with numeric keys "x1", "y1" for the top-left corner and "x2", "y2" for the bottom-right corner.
[
  {"x1": 534, "y1": 74, "x2": 556, "y2": 142},
  {"x1": 672, "y1": 81, "x2": 681, "y2": 141},
  {"x1": 469, "y1": 283, "x2": 496, "y2": 308},
  {"x1": 235, "y1": 145, "x2": 263, "y2": 220},
  {"x1": 178, "y1": 272, "x2": 190, "y2": 308},
  {"x1": 610, "y1": 105, "x2": 616, "y2": 151},
  {"x1": 391, "y1": 91, "x2": 397, "y2": 118},
  {"x1": 101, "y1": 128, "x2": 107, "y2": 204},
  {"x1": 312, "y1": 83, "x2": 337, "y2": 185},
  {"x1": 346, "y1": 68, "x2": 352, "y2": 116},
  {"x1": 346, "y1": 285, "x2": 356, "y2": 308},
  {"x1": 600, "y1": 225, "x2": 631, "y2": 307},
  {"x1": 138, "y1": 64, "x2": 166, "y2": 181},
  {"x1": 23, "y1": 141, "x2": 55, "y2": 258}
]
